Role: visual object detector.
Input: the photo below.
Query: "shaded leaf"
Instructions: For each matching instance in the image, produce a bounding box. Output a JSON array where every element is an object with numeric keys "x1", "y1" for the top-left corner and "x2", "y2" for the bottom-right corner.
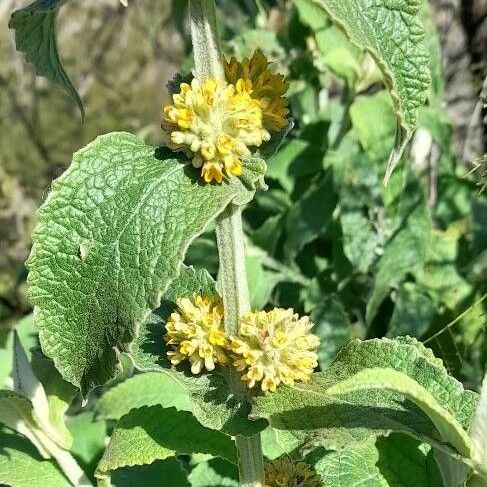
[
  {"x1": 95, "y1": 406, "x2": 237, "y2": 484},
  {"x1": 97, "y1": 372, "x2": 191, "y2": 421},
  {"x1": 327, "y1": 367, "x2": 473, "y2": 457},
  {"x1": 0, "y1": 429, "x2": 71, "y2": 487}
]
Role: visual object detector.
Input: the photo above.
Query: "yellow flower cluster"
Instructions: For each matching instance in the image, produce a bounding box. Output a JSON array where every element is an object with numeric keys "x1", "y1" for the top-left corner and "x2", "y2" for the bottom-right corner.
[
  {"x1": 164, "y1": 297, "x2": 319, "y2": 392},
  {"x1": 264, "y1": 457, "x2": 322, "y2": 487},
  {"x1": 225, "y1": 51, "x2": 289, "y2": 132},
  {"x1": 161, "y1": 51, "x2": 288, "y2": 184},
  {"x1": 164, "y1": 295, "x2": 227, "y2": 374},
  {"x1": 229, "y1": 308, "x2": 319, "y2": 392}
]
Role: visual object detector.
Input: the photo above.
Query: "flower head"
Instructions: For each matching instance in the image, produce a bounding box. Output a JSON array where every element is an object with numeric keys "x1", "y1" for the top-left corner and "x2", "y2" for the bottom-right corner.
[
  {"x1": 225, "y1": 51, "x2": 289, "y2": 132},
  {"x1": 264, "y1": 457, "x2": 322, "y2": 487},
  {"x1": 164, "y1": 294, "x2": 228, "y2": 374},
  {"x1": 162, "y1": 77, "x2": 270, "y2": 183},
  {"x1": 229, "y1": 308, "x2": 319, "y2": 392}
]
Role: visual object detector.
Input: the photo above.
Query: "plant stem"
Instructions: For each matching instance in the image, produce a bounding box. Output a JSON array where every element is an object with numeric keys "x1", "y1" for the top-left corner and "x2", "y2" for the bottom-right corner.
[
  {"x1": 35, "y1": 429, "x2": 92, "y2": 487},
  {"x1": 189, "y1": 0, "x2": 225, "y2": 81},
  {"x1": 216, "y1": 205, "x2": 265, "y2": 487},
  {"x1": 188, "y1": 2, "x2": 265, "y2": 485}
]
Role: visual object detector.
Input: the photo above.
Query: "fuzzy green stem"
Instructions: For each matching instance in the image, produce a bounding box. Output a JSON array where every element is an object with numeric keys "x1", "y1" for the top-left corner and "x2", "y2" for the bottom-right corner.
[
  {"x1": 189, "y1": 2, "x2": 265, "y2": 485},
  {"x1": 189, "y1": 0, "x2": 225, "y2": 81}
]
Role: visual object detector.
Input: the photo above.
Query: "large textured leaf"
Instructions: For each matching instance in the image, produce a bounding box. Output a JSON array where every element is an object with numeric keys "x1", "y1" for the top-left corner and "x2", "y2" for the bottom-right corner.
[
  {"x1": 307, "y1": 441, "x2": 386, "y2": 487},
  {"x1": 130, "y1": 266, "x2": 267, "y2": 436},
  {"x1": 307, "y1": 435, "x2": 441, "y2": 487},
  {"x1": 327, "y1": 367, "x2": 473, "y2": 457},
  {"x1": 95, "y1": 406, "x2": 237, "y2": 485},
  {"x1": 9, "y1": 0, "x2": 84, "y2": 120},
  {"x1": 97, "y1": 372, "x2": 191, "y2": 421},
  {"x1": 27, "y1": 132, "x2": 266, "y2": 395},
  {"x1": 0, "y1": 429, "x2": 71, "y2": 487},
  {"x1": 301, "y1": 0, "x2": 430, "y2": 179},
  {"x1": 253, "y1": 337, "x2": 477, "y2": 452}
]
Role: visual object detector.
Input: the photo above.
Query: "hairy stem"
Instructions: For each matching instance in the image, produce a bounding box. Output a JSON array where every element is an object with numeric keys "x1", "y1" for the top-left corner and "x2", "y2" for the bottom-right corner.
[
  {"x1": 189, "y1": 0, "x2": 225, "y2": 81},
  {"x1": 189, "y1": 1, "x2": 265, "y2": 485},
  {"x1": 35, "y1": 429, "x2": 92, "y2": 487}
]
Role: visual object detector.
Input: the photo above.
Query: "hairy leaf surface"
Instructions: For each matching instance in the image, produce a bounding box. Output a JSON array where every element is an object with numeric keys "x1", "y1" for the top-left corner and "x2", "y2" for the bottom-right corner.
[
  {"x1": 253, "y1": 337, "x2": 477, "y2": 452},
  {"x1": 327, "y1": 367, "x2": 473, "y2": 457},
  {"x1": 0, "y1": 430, "x2": 71, "y2": 487},
  {"x1": 96, "y1": 372, "x2": 191, "y2": 421},
  {"x1": 27, "y1": 133, "x2": 266, "y2": 395},
  {"x1": 96, "y1": 406, "x2": 237, "y2": 484}
]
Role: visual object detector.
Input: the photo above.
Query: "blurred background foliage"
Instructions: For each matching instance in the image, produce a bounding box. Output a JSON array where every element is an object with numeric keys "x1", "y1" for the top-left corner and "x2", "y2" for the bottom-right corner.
[{"x1": 0, "y1": 0, "x2": 486, "y2": 394}]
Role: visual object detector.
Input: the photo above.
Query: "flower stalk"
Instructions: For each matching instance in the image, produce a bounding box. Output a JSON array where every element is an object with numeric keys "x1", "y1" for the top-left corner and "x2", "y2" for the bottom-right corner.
[{"x1": 188, "y1": 1, "x2": 265, "y2": 485}]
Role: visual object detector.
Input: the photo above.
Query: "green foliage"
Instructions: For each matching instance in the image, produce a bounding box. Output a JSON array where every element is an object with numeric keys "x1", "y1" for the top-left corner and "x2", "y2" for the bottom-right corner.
[
  {"x1": 27, "y1": 132, "x2": 265, "y2": 394},
  {"x1": 96, "y1": 406, "x2": 237, "y2": 485},
  {"x1": 0, "y1": 429, "x2": 71, "y2": 487},
  {"x1": 9, "y1": 0, "x2": 84, "y2": 119},
  {"x1": 2, "y1": 1, "x2": 486, "y2": 486},
  {"x1": 300, "y1": 0, "x2": 430, "y2": 178},
  {"x1": 96, "y1": 372, "x2": 191, "y2": 421},
  {"x1": 254, "y1": 337, "x2": 478, "y2": 453}
]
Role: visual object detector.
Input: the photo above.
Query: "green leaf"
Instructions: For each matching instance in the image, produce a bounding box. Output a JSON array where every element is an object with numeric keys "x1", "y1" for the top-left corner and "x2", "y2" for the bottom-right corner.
[
  {"x1": 95, "y1": 406, "x2": 237, "y2": 485},
  {"x1": 376, "y1": 434, "x2": 443, "y2": 486},
  {"x1": 27, "y1": 132, "x2": 266, "y2": 395},
  {"x1": 350, "y1": 91, "x2": 396, "y2": 162},
  {"x1": 336, "y1": 152, "x2": 382, "y2": 274},
  {"x1": 388, "y1": 282, "x2": 435, "y2": 338},
  {"x1": 0, "y1": 389, "x2": 49, "y2": 458},
  {"x1": 9, "y1": 0, "x2": 84, "y2": 120},
  {"x1": 416, "y1": 229, "x2": 472, "y2": 309},
  {"x1": 307, "y1": 441, "x2": 386, "y2": 487},
  {"x1": 130, "y1": 266, "x2": 267, "y2": 436},
  {"x1": 30, "y1": 348, "x2": 77, "y2": 450},
  {"x1": 245, "y1": 252, "x2": 285, "y2": 310},
  {"x1": 188, "y1": 458, "x2": 239, "y2": 487},
  {"x1": 311, "y1": 298, "x2": 351, "y2": 369},
  {"x1": 253, "y1": 337, "x2": 477, "y2": 452},
  {"x1": 96, "y1": 372, "x2": 192, "y2": 421},
  {"x1": 366, "y1": 181, "x2": 431, "y2": 323},
  {"x1": 284, "y1": 171, "x2": 337, "y2": 260},
  {"x1": 326, "y1": 367, "x2": 473, "y2": 457},
  {"x1": 0, "y1": 429, "x2": 71, "y2": 487},
  {"x1": 67, "y1": 411, "x2": 106, "y2": 473},
  {"x1": 111, "y1": 458, "x2": 190, "y2": 487},
  {"x1": 300, "y1": 0, "x2": 430, "y2": 179}
]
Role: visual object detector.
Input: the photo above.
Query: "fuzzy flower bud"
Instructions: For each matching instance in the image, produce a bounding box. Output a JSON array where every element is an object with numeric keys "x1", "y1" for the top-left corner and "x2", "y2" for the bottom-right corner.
[
  {"x1": 264, "y1": 457, "x2": 322, "y2": 487},
  {"x1": 225, "y1": 51, "x2": 289, "y2": 132},
  {"x1": 161, "y1": 77, "x2": 270, "y2": 183},
  {"x1": 164, "y1": 295, "x2": 228, "y2": 374},
  {"x1": 229, "y1": 308, "x2": 319, "y2": 392}
]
